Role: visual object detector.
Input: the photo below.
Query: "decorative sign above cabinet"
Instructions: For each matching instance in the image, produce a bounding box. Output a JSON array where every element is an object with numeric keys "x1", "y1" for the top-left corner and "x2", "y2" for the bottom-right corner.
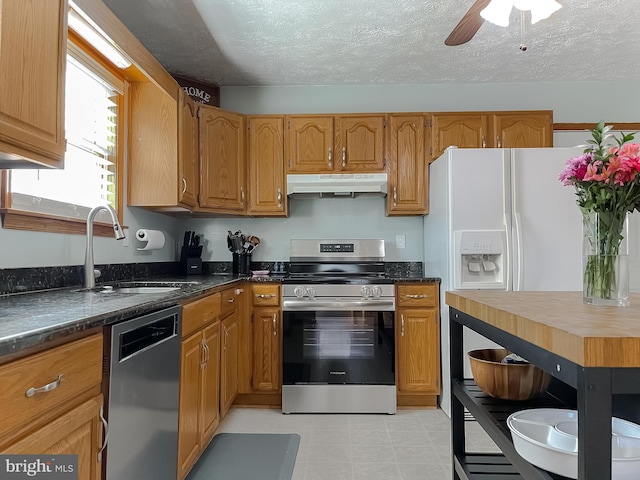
[{"x1": 173, "y1": 75, "x2": 220, "y2": 107}]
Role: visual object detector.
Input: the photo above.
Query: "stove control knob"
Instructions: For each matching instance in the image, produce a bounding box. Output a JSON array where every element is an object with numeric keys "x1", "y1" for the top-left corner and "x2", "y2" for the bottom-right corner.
[
  {"x1": 294, "y1": 286, "x2": 306, "y2": 298},
  {"x1": 361, "y1": 286, "x2": 371, "y2": 299},
  {"x1": 371, "y1": 286, "x2": 382, "y2": 298},
  {"x1": 306, "y1": 286, "x2": 316, "y2": 299}
]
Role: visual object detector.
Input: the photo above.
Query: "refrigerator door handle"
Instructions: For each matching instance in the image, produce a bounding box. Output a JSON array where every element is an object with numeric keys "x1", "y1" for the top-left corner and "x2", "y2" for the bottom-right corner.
[
  {"x1": 514, "y1": 212, "x2": 523, "y2": 291},
  {"x1": 503, "y1": 152, "x2": 513, "y2": 291},
  {"x1": 503, "y1": 213, "x2": 511, "y2": 291}
]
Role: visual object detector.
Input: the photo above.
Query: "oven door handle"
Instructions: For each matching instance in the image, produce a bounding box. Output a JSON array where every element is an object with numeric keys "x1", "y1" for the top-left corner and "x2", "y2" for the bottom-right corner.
[{"x1": 282, "y1": 299, "x2": 395, "y2": 311}]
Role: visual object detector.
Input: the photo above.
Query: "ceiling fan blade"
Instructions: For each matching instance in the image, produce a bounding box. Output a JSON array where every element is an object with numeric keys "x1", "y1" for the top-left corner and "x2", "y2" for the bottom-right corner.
[{"x1": 444, "y1": 0, "x2": 492, "y2": 46}]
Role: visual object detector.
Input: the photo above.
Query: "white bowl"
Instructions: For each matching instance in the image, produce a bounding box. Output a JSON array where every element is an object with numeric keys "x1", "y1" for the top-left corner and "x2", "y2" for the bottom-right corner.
[{"x1": 507, "y1": 408, "x2": 640, "y2": 479}]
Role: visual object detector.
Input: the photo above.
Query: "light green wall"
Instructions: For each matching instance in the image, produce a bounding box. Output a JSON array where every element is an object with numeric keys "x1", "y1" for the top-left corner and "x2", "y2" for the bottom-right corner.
[{"x1": 219, "y1": 81, "x2": 640, "y2": 122}]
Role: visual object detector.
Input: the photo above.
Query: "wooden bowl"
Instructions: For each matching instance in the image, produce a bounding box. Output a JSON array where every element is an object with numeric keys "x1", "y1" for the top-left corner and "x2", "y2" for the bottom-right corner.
[{"x1": 467, "y1": 348, "x2": 551, "y2": 401}]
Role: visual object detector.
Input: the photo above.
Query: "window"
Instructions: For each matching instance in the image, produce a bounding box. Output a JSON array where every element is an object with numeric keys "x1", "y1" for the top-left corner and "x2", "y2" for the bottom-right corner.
[{"x1": 2, "y1": 37, "x2": 125, "y2": 234}]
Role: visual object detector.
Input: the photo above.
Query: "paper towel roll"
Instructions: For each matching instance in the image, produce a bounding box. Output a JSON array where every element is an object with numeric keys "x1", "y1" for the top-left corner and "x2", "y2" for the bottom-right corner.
[{"x1": 136, "y1": 229, "x2": 165, "y2": 250}]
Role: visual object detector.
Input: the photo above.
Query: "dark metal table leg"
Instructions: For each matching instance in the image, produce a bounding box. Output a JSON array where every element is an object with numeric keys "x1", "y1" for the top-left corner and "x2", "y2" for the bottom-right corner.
[
  {"x1": 577, "y1": 367, "x2": 612, "y2": 480},
  {"x1": 450, "y1": 308, "x2": 465, "y2": 480}
]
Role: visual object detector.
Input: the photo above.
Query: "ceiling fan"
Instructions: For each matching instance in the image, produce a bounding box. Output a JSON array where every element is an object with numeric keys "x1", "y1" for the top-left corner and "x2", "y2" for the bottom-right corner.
[
  {"x1": 445, "y1": 0, "x2": 492, "y2": 47},
  {"x1": 445, "y1": 0, "x2": 563, "y2": 47}
]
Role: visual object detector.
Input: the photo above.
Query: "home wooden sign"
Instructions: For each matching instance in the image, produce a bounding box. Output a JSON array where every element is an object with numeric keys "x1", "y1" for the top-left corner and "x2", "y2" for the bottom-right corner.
[{"x1": 173, "y1": 75, "x2": 220, "y2": 107}]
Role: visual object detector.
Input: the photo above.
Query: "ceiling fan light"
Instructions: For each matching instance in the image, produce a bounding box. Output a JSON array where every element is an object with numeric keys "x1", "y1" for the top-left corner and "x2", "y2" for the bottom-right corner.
[
  {"x1": 480, "y1": 0, "x2": 514, "y2": 28},
  {"x1": 529, "y1": 0, "x2": 562, "y2": 24}
]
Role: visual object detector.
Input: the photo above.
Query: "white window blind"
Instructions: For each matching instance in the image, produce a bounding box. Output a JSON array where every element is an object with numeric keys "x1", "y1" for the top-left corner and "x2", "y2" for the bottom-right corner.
[{"x1": 10, "y1": 54, "x2": 120, "y2": 223}]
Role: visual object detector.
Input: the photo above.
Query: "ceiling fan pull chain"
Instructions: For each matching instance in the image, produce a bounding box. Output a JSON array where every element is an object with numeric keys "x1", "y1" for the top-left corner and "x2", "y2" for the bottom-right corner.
[{"x1": 519, "y1": 10, "x2": 528, "y2": 51}]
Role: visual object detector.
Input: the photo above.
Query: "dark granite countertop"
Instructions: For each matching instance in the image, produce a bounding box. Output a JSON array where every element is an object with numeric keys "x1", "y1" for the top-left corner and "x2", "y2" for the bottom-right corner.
[
  {"x1": 0, "y1": 272, "x2": 440, "y2": 362},
  {"x1": 0, "y1": 274, "x2": 248, "y2": 360}
]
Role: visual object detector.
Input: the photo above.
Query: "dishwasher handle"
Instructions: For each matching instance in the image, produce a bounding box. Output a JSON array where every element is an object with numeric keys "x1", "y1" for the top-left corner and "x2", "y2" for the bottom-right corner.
[{"x1": 118, "y1": 315, "x2": 178, "y2": 362}]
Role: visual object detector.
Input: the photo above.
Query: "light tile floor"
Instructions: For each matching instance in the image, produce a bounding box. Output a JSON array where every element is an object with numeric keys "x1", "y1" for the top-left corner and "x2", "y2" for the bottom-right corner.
[{"x1": 216, "y1": 407, "x2": 501, "y2": 480}]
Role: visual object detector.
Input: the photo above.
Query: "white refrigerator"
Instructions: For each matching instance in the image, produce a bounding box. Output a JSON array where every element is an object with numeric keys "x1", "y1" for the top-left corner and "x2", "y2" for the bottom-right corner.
[{"x1": 424, "y1": 147, "x2": 585, "y2": 416}]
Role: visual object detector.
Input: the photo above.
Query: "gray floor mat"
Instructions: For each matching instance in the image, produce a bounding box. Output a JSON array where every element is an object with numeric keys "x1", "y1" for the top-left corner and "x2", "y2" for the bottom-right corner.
[{"x1": 186, "y1": 433, "x2": 300, "y2": 480}]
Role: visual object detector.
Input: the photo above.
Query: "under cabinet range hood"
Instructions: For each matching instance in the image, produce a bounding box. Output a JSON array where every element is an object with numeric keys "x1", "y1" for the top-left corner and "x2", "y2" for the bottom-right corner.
[{"x1": 286, "y1": 173, "x2": 388, "y2": 197}]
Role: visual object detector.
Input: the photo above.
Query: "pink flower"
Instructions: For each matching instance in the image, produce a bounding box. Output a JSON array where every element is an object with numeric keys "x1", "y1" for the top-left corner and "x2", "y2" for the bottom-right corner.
[
  {"x1": 617, "y1": 143, "x2": 640, "y2": 162},
  {"x1": 583, "y1": 161, "x2": 609, "y2": 182},
  {"x1": 559, "y1": 153, "x2": 592, "y2": 185}
]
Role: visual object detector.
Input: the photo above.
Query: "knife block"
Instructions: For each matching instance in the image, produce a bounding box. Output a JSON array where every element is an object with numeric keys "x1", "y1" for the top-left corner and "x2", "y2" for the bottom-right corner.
[{"x1": 180, "y1": 245, "x2": 202, "y2": 275}]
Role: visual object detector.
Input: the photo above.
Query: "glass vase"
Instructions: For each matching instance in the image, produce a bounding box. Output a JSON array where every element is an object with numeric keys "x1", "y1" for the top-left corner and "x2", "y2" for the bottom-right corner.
[{"x1": 582, "y1": 211, "x2": 630, "y2": 307}]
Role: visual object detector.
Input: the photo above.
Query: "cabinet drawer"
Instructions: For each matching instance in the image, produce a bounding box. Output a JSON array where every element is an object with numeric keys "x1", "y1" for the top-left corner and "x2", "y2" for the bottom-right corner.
[
  {"x1": 0, "y1": 334, "x2": 103, "y2": 440},
  {"x1": 182, "y1": 293, "x2": 222, "y2": 337},
  {"x1": 396, "y1": 284, "x2": 438, "y2": 308},
  {"x1": 252, "y1": 284, "x2": 280, "y2": 306},
  {"x1": 221, "y1": 287, "x2": 242, "y2": 319}
]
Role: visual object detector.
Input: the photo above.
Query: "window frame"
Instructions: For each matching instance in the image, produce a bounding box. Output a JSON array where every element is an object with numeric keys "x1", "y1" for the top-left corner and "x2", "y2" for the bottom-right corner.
[{"x1": 0, "y1": 30, "x2": 126, "y2": 238}]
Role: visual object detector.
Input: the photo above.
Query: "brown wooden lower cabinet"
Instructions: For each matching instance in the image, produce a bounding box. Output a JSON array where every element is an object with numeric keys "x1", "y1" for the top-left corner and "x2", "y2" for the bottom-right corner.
[
  {"x1": 0, "y1": 333, "x2": 105, "y2": 479},
  {"x1": 4, "y1": 395, "x2": 104, "y2": 480},
  {"x1": 395, "y1": 283, "x2": 441, "y2": 407},
  {"x1": 220, "y1": 307, "x2": 239, "y2": 417},
  {"x1": 177, "y1": 293, "x2": 222, "y2": 480}
]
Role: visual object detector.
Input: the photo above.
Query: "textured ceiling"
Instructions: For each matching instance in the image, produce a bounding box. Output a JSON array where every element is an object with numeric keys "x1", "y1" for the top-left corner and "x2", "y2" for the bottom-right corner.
[{"x1": 101, "y1": 0, "x2": 640, "y2": 87}]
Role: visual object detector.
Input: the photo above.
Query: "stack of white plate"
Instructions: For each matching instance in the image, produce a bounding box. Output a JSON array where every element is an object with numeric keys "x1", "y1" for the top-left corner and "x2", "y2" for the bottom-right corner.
[{"x1": 507, "y1": 408, "x2": 640, "y2": 479}]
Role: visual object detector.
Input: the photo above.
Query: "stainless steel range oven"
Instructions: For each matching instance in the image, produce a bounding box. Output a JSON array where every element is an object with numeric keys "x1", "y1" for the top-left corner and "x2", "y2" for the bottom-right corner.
[{"x1": 281, "y1": 239, "x2": 396, "y2": 414}]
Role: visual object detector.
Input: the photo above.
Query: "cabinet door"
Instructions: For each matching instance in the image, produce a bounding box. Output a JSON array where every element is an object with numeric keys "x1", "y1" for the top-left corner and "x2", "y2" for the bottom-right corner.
[
  {"x1": 247, "y1": 116, "x2": 287, "y2": 216},
  {"x1": 200, "y1": 322, "x2": 221, "y2": 449},
  {"x1": 396, "y1": 308, "x2": 440, "y2": 394},
  {"x1": 335, "y1": 115, "x2": 385, "y2": 172},
  {"x1": 220, "y1": 312, "x2": 239, "y2": 417},
  {"x1": 252, "y1": 307, "x2": 281, "y2": 392},
  {"x1": 431, "y1": 113, "x2": 489, "y2": 159},
  {"x1": 200, "y1": 106, "x2": 246, "y2": 212},
  {"x1": 128, "y1": 83, "x2": 179, "y2": 206},
  {"x1": 387, "y1": 114, "x2": 428, "y2": 215},
  {"x1": 5, "y1": 395, "x2": 103, "y2": 480},
  {"x1": 0, "y1": 0, "x2": 67, "y2": 168},
  {"x1": 493, "y1": 111, "x2": 553, "y2": 148},
  {"x1": 285, "y1": 115, "x2": 334, "y2": 173},
  {"x1": 177, "y1": 333, "x2": 203, "y2": 480},
  {"x1": 178, "y1": 91, "x2": 199, "y2": 208}
]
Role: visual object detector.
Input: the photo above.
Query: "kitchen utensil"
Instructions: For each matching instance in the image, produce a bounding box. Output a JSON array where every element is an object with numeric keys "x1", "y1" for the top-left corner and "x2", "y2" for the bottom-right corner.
[
  {"x1": 231, "y1": 235, "x2": 243, "y2": 254},
  {"x1": 227, "y1": 231, "x2": 234, "y2": 252}
]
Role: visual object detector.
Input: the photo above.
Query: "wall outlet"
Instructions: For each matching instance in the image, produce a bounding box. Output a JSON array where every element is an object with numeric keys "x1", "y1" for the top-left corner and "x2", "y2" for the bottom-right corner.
[{"x1": 396, "y1": 234, "x2": 406, "y2": 249}]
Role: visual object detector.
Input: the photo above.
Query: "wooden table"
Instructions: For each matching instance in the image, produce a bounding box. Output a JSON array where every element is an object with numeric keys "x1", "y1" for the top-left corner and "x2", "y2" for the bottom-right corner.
[{"x1": 446, "y1": 290, "x2": 640, "y2": 480}]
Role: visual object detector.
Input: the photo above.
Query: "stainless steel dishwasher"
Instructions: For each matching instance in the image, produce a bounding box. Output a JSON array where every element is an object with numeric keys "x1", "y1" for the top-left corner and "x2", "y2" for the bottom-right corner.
[{"x1": 103, "y1": 305, "x2": 181, "y2": 480}]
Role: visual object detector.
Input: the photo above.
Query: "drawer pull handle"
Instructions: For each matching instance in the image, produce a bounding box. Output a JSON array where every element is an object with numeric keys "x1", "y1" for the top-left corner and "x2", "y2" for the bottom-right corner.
[
  {"x1": 25, "y1": 374, "x2": 64, "y2": 398},
  {"x1": 228, "y1": 298, "x2": 235, "y2": 303},
  {"x1": 255, "y1": 294, "x2": 276, "y2": 298},
  {"x1": 98, "y1": 405, "x2": 109, "y2": 463},
  {"x1": 401, "y1": 314, "x2": 405, "y2": 336},
  {"x1": 405, "y1": 294, "x2": 428, "y2": 299},
  {"x1": 273, "y1": 314, "x2": 277, "y2": 336}
]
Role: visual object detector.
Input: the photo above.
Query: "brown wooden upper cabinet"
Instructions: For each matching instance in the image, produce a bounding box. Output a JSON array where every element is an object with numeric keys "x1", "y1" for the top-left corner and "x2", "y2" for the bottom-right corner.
[
  {"x1": 285, "y1": 114, "x2": 385, "y2": 173},
  {"x1": 492, "y1": 111, "x2": 554, "y2": 149},
  {"x1": 199, "y1": 106, "x2": 246, "y2": 213},
  {"x1": 246, "y1": 116, "x2": 287, "y2": 216},
  {"x1": 178, "y1": 90, "x2": 199, "y2": 209},
  {"x1": 386, "y1": 114, "x2": 429, "y2": 216},
  {"x1": 431, "y1": 112, "x2": 490, "y2": 160},
  {"x1": 0, "y1": 0, "x2": 67, "y2": 168},
  {"x1": 430, "y1": 110, "x2": 553, "y2": 160},
  {"x1": 128, "y1": 82, "x2": 180, "y2": 208}
]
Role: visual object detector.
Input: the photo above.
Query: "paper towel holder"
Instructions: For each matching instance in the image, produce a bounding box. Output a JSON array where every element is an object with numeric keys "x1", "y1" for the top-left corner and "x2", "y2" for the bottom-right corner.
[{"x1": 136, "y1": 228, "x2": 165, "y2": 250}]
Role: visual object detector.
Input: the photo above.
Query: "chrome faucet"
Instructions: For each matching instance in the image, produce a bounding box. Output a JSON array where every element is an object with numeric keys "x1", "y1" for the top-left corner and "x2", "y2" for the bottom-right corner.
[{"x1": 84, "y1": 205, "x2": 126, "y2": 289}]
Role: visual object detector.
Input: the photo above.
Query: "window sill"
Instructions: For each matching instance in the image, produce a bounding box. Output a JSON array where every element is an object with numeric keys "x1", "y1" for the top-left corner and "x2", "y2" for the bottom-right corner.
[{"x1": 1, "y1": 209, "x2": 128, "y2": 238}]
